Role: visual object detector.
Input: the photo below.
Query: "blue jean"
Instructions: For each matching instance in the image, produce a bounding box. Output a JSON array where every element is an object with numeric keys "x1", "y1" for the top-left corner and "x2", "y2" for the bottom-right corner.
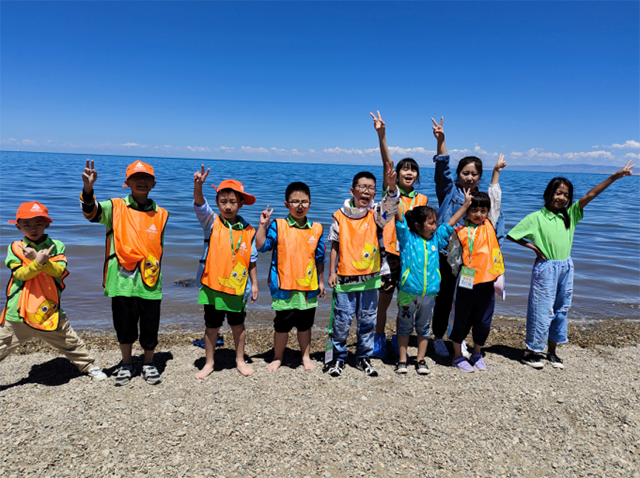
[
  {"x1": 526, "y1": 258, "x2": 574, "y2": 352},
  {"x1": 331, "y1": 289, "x2": 378, "y2": 361},
  {"x1": 397, "y1": 295, "x2": 435, "y2": 339}
]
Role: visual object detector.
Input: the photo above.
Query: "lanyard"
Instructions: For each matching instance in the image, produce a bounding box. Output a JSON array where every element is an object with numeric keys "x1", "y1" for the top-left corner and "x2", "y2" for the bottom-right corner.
[
  {"x1": 467, "y1": 225, "x2": 479, "y2": 259},
  {"x1": 400, "y1": 194, "x2": 417, "y2": 216},
  {"x1": 223, "y1": 217, "x2": 243, "y2": 261}
]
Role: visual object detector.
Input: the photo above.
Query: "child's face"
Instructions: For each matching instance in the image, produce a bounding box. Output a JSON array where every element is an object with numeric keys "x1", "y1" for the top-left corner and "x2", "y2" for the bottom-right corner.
[
  {"x1": 285, "y1": 191, "x2": 311, "y2": 221},
  {"x1": 350, "y1": 178, "x2": 376, "y2": 208},
  {"x1": 468, "y1": 207, "x2": 489, "y2": 225},
  {"x1": 125, "y1": 173, "x2": 156, "y2": 196},
  {"x1": 458, "y1": 164, "x2": 481, "y2": 190},
  {"x1": 398, "y1": 164, "x2": 418, "y2": 190},
  {"x1": 216, "y1": 191, "x2": 243, "y2": 221},
  {"x1": 416, "y1": 215, "x2": 438, "y2": 240},
  {"x1": 16, "y1": 218, "x2": 50, "y2": 242},
  {"x1": 549, "y1": 184, "x2": 570, "y2": 211}
]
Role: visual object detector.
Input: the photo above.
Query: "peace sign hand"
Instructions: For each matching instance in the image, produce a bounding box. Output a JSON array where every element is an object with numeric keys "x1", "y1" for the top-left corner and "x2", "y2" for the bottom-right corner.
[
  {"x1": 193, "y1": 164, "x2": 211, "y2": 186},
  {"x1": 259, "y1": 205, "x2": 274, "y2": 226},
  {"x1": 385, "y1": 160, "x2": 397, "y2": 191},
  {"x1": 494, "y1": 153, "x2": 507, "y2": 173},
  {"x1": 36, "y1": 245, "x2": 55, "y2": 266},
  {"x1": 462, "y1": 188, "x2": 473, "y2": 207},
  {"x1": 431, "y1": 116, "x2": 445, "y2": 142},
  {"x1": 612, "y1": 160, "x2": 635, "y2": 180},
  {"x1": 369, "y1": 110, "x2": 386, "y2": 136},
  {"x1": 19, "y1": 245, "x2": 37, "y2": 261},
  {"x1": 82, "y1": 159, "x2": 98, "y2": 192}
]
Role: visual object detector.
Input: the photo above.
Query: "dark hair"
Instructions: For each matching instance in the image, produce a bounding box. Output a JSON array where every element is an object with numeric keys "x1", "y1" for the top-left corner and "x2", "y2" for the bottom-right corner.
[
  {"x1": 470, "y1": 191, "x2": 491, "y2": 210},
  {"x1": 405, "y1": 206, "x2": 437, "y2": 234},
  {"x1": 215, "y1": 188, "x2": 243, "y2": 203},
  {"x1": 285, "y1": 181, "x2": 311, "y2": 201},
  {"x1": 352, "y1": 171, "x2": 377, "y2": 189},
  {"x1": 396, "y1": 158, "x2": 420, "y2": 187},
  {"x1": 456, "y1": 156, "x2": 483, "y2": 179},
  {"x1": 543, "y1": 177, "x2": 574, "y2": 229}
]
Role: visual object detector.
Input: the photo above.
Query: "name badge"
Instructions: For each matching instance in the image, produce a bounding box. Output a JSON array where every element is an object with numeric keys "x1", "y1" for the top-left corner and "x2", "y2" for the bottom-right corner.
[
  {"x1": 324, "y1": 336, "x2": 334, "y2": 364},
  {"x1": 459, "y1": 266, "x2": 476, "y2": 290}
]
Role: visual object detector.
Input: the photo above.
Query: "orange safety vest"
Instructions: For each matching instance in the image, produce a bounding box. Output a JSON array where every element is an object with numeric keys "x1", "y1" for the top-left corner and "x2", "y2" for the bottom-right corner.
[
  {"x1": 0, "y1": 241, "x2": 69, "y2": 331},
  {"x1": 382, "y1": 193, "x2": 428, "y2": 254},
  {"x1": 201, "y1": 215, "x2": 256, "y2": 296},
  {"x1": 106, "y1": 198, "x2": 169, "y2": 288},
  {"x1": 455, "y1": 221, "x2": 505, "y2": 284},
  {"x1": 274, "y1": 218, "x2": 323, "y2": 291},
  {"x1": 333, "y1": 210, "x2": 381, "y2": 276}
]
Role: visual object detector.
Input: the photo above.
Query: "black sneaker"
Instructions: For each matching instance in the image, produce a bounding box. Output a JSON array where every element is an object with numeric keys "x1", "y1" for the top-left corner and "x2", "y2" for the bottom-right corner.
[
  {"x1": 328, "y1": 360, "x2": 345, "y2": 377},
  {"x1": 521, "y1": 352, "x2": 545, "y2": 369},
  {"x1": 395, "y1": 361, "x2": 408, "y2": 374},
  {"x1": 356, "y1": 357, "x2": 378, "y2": 377},
  {"x1": 416, "y1": 360, "x2": 430, "y2": 375},
  {"x1": 547, "y1": 352, "x2": 564, "y2": 369},
  {"x1": 115, "y1": 364, "x2": 136, "y2": 386}
]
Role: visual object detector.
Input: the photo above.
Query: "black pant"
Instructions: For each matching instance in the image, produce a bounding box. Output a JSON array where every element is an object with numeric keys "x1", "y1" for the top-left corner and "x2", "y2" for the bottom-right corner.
[
  {"x1": 449, "y1": 281, "x2": 495, "y2": 346},
  {"x1": 432, "y1": 253, "x2": 457, "y2": 338},
  {"x1": 112, "y1": 296, "x2": 161, "y2": 350}
]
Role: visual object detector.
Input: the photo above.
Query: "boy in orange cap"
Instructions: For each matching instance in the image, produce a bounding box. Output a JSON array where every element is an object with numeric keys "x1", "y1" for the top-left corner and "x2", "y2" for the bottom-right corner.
[
  {"x1": 192, "y1": 165, "x2": 258, "y2": 379},
  {"x1": 0, "y1": 202, "x2": 107, "y2": 381},
  {"x1": 80, "y1": 160, "x2": 169, "y2": 386}
]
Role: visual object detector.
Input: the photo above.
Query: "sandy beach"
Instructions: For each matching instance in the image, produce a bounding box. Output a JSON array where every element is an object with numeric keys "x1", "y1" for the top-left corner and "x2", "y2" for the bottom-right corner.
[{"x1": 1, "y1": 320, "x2": 639, "y2": 478}]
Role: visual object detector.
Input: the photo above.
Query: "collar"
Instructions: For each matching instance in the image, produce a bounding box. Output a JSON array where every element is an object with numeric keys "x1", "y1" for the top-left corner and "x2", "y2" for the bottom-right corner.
[
  {"x1": 541, "y1": 206, "x2": 565, "y2": 219},
  {"x1": 221, "y1": 215, "x2": 245, "y2": 230},
  {"x1": 399, "y1": 187, "x2": 417, "y2": 198},
  {"x1": 464, "y1": 219, "x2": 483, "y2": 228},
  {"x1": 124, "y1": 195, "x2": 157, "y2": 212},
  {"x1": 22, "y1": 234, "x2": 52, "y2": 249},
  {"x1": 342, "y1": 198, "x2": 372, "y2": 219},
  {"x1": 286, "y1": 214, "x2": 311, "y2": 229}
]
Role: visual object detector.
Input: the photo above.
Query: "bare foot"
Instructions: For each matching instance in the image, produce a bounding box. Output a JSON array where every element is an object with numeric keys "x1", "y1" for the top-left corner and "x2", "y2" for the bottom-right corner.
[
  {"x1": 194, "y1": 363, "x2": 214, "y2": 380},
  {"x1": 302, "y1": 356, "x2": 316, "y2": 371},
  {"x1": 236, "y1": 360, "x2": 255, "y2": 377},
  {"x1": 266, "y1": 359, "x2": 282, "y2": 372}
]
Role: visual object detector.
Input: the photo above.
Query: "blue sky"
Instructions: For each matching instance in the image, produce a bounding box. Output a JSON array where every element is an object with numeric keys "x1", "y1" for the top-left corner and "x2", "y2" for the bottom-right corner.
[{"x1": 1, "y1": 1, "x2": 638, "y2": 166}]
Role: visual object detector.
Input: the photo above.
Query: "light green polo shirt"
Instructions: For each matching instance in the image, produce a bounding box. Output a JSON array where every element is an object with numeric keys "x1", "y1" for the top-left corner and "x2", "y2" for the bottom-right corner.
[
  {"x1": 508, "y1": 202, "x2": 583, "y2": 261},
  {"x1": 99, "y1": 196, "x2": 165, "y2": 300}
]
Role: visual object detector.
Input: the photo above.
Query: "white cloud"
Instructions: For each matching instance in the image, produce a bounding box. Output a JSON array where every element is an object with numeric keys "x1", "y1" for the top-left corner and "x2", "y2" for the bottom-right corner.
[
  {"x1": 609, "y1": 140, "x2": 640, "y2": 150},
  {"x1": 623, "y1": 153, "x2": 640, "y2": 159},
  {"x1": 241, "y1": 146, "x2": 269, "y2": 154},
  {"x1": 562, "y1": 151, "x2": 614, "y2": 160},
  {"x1": 187, "y1": 146, "x2": 212, "y2": 153},
  {"x1": 122, "y1": 142, "x2": 139, "y2": 147}
]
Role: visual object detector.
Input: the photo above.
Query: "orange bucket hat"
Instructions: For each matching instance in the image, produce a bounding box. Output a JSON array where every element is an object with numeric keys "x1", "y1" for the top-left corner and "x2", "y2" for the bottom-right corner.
[
  {"x1": 8, "y1": 201, "x2": 53, "y2": 224},
  {"x1": 213, "y1": 180, "x2": 256, "y2": 205},
  {"x1": 123, "y1": 161, "x2": 155, "y2": 187}
]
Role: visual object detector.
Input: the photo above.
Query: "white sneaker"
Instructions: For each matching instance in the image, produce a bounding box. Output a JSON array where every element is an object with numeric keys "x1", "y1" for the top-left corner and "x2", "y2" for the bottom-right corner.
[
  {"x1": 87, "y1": 366, "x2": 107, "y2": 381},
  {"x1": 433, "y1": 338, "x2": 450, "y2": 357},
  {"x1": 460, "y1": 340, "x2": 472, "y2": 360}
]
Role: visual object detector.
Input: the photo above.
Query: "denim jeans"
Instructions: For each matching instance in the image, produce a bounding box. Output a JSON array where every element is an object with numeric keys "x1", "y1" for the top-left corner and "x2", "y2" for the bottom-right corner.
[
  {"x1": 397, "y1": 295, "x2": 436, "y2": 338},
  {"x1": 526, "y1": 258, "x2": 574, "y2": 352},
  {"x1": 331, "y1": 289, "x2": 378, "y2": 361}
]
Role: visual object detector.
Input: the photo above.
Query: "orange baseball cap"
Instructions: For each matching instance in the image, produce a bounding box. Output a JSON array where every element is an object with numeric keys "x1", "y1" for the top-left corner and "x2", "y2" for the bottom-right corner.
[
  {"x1": 8, "y1": 201, "x2": 53, "y2": 224},
  {"x1": 213, "y1": 179, "x2": 256, "y2": 205},
  {"x1": 123, "y1": 161, "x2": 155, "y2": 187}
]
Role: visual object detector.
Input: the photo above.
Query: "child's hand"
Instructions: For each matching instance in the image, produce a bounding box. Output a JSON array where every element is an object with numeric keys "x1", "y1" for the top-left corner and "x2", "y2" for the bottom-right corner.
[
  {"x1": 463, "y1": 188, "x2": 473, "y2": 206},
  {"x1": 318, "y1": 280, "x2": 326, "y2": 299},
  {"x1": 82, "y1": 159, "x2": 98, "y2": 192},
  {"x1": 35, "y1": 245, "x2": 55, "y2": 266},
  {"x1": 431, "y1": 116, "x2": 445, "y2": 142},
  {"x1": 533, "y1": 246, "x2": 547, "y2": 264},
  {"x1": 19, "y1": 245, "x2": 37, "y2": 261},
  {"x1": 494, "y1": 153, "x2": 507, "y2": 173},
  {"x1": 385, "y1": 160, "x2": 397, "y2": 188},
  {"x1": 328, "y1": 272, "x2": 337, "y2": 289},
  {"x1": 369, "y1": 110, "x2": 385, "y2": 136},
  {"x1": 250, "y1": 282, "x2": 259, "y2": 303},
  {"x1": 259, "y1": 205, "x2": 273, "y2": 227},
  {"x1": 193, "y1": 165, "x2": 210, "y2": 186},
  {"x1": 611, "y1": 160, "x2": 635, "y2": 180}
]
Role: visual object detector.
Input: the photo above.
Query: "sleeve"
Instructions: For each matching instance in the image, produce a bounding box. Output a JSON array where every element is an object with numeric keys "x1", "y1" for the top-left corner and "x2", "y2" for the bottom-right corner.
[
  {"x1": 43, "y1": 260, "x2": 67, "y2": 278},
  {"x1": 315, "y1": 228, "x2": 326, "y2": 264},
  {"x1": 395, "y1": 218, "x2": 409, "y2": 246},
  {"x1": 193, "y1": 199, "x2": 216, "y2": 232},
  {"x1": 328, "y1": 217, "x2": 340, "y2": 243},
  {"x1": 374, "y1": 188, "x2": 400, "y2": 228},
  {"x1": 488, "y1": 183, "x2": 502, "y2": 227},
  {"x1": 567, "y1": 201, "x2": 584, "y2": 228},
  {"x1": 447, "y1": 232, "x2": 463, "y2": 276},
  {"x1": 12, "y1": 260, "x2": 46, "y2": 282},
  {"x1": 257, "y1": 222, "x2": 278, "y2": 254},
  {"x1": 250, "y1": 233, "x2": 258, "y2": 263},
  {"x1": 97, "y1": 199, "x2": 113, "y2": 228},
  {"x1": 435, "y1": 224, "x2": 454, "y2": 250},
  {"x1": 507, "y1": 213, "x2": 535, "y2": 241},
  {"x1": 433, "y1": 154, "x2": 454, "y2": 206}
]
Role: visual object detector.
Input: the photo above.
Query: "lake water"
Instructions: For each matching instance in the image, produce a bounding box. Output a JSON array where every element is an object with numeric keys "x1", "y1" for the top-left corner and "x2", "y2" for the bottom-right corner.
[{"x1": 1, "y1": 151, "x2": 638, "y2": 330}]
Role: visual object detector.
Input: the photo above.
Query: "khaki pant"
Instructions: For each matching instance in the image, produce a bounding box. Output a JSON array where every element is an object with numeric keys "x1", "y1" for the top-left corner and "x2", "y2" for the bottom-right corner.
[{"x1": 0, "y1": 315, "x2": 95, "y2": 373}]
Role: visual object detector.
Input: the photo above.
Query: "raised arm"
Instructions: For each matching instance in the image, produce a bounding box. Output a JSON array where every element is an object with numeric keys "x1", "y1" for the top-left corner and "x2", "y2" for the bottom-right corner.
[
  {"x1": 432, "y1": 116, "x2": 454, "y2": 205},
  {"x1": 255, "y1": 205, "x2": 274, "y2": 250},
  {"x1": 193, "y1": 165, "x2": 210, "y2": 207},
  {"x1": 446, "y1": 188, "x2": 472, "y2": 227},
  {"x1": 432, "y1": 116, "x2": 447, "y2": 156},
  {"x1": 371, "y1": 111, "x2": 392, "y2": 191},
  {"x1": 491, "y1": 153, "x2": 506, "y2": 186},
  {"x1": 578, "y1": 160, "x2": 635, "y2": 211}
]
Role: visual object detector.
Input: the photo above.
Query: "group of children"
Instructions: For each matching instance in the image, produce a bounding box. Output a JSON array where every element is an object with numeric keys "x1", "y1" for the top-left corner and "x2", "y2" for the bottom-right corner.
[{"x1": 0, "y1": 114, "x2": 634, "y2": 384}]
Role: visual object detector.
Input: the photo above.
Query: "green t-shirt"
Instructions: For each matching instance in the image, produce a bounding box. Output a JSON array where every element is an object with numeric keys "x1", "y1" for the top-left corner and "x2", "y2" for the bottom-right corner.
[
  {"x1": 4, "y1": 235, "x2": 66, "y2": 322},
  {"x1": 99, "y1": 196, "x2": 165, "y2": 300},
  {"x1": 508, "y1": 202, "x2": 583, "y2": 261}
]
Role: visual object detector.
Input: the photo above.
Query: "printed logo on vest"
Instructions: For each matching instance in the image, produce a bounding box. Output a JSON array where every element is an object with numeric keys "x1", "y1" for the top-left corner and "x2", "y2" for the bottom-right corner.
[
  {"x1": 238, "y1": 242, "x2": 248, "y2": 253},
  {"x1": 307, "y1": 236, "x2": 317, "y2": 244},
  {"x1": 147, "y1": 224, "x2": 158, "y2": 234},
  {"x1": 30, "y1": 204, "x2": 43, "y2": 212}
]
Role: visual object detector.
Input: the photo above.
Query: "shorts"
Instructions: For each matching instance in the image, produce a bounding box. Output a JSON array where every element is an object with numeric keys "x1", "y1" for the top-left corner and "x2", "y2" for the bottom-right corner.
[
  {"x1": 112, "y1": 296, "x2": 161, "y2": 350},
  {"x1": 204, "y1": 304, "x2": 246, "y2": 329},
  {"x1": 274, "y1": 308, "x2": 316, "y2": 334},
  {"x1": 379, "y1": 252, "x2": 400, "y2": 294}
]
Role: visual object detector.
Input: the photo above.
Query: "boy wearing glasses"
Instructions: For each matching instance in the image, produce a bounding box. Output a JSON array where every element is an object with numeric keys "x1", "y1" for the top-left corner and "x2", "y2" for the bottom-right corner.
[
  {"x1": 256, "y1": 182, "x2": 326, "y2": 372},
  {"x1": 326, "y1": 165, "x2": 399, "y2": 377}
]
